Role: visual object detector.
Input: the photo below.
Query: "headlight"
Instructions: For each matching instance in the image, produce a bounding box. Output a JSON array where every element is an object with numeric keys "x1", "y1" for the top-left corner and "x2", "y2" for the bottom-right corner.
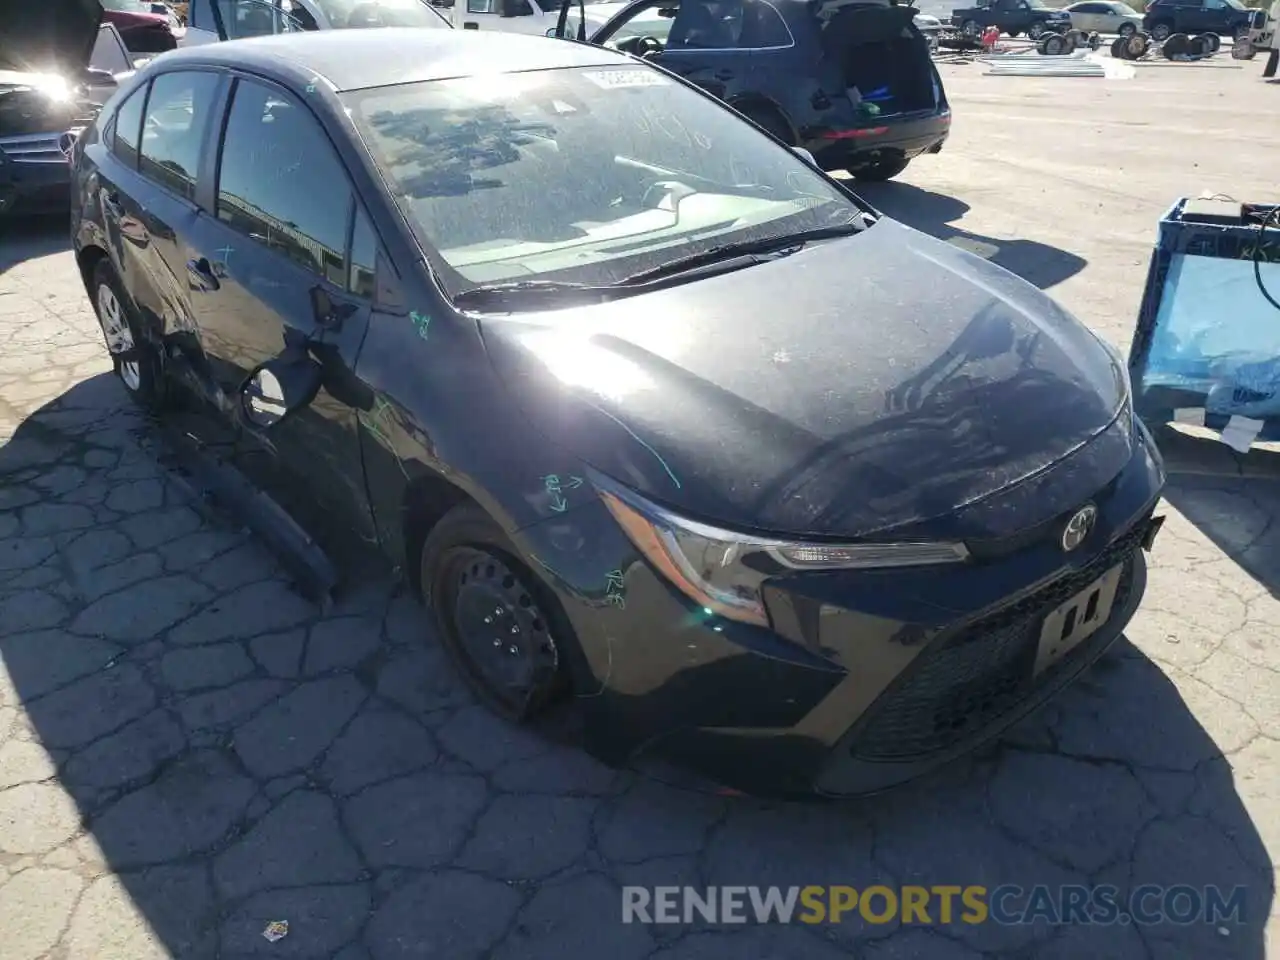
[{"x1": 594, "y1": 473, "x2": 969, "y2": 628}]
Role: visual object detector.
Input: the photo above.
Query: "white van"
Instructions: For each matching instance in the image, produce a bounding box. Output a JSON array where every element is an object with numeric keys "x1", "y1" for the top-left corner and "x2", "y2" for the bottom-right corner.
[{"x1": 179, "y1": 0, "x2": 613, "y2": 40}]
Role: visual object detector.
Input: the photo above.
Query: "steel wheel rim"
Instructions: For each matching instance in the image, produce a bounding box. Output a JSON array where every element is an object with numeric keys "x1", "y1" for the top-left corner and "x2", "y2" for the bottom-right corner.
[
  {"x1": 448, "y1": 548, "x2": 559, "y2": 710},
  {"x1": 96, "y1": 282, "x2": 141, "y2": 391}
]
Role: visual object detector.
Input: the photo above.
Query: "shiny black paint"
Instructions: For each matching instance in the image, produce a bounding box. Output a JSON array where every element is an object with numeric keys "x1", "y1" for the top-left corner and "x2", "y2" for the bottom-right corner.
[{"x1": 71, "y1": 33, "x2": 1163, "y2": 797}]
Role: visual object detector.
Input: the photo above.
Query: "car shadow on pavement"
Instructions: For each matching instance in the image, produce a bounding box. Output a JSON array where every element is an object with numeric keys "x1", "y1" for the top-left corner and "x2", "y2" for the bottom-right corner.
[
  {"x1": 1162, "y1": 471, "x2": 1280, "y2": 598},
  {"x1": 854, "y1": 180, "x2": 1088, "y2": 290},
  {"x1": 0, "y1": 376, "x2": 1271, "y2": 959},
  {"x1": 0, "y1": 215, "x2": 72, "y2": 277}
]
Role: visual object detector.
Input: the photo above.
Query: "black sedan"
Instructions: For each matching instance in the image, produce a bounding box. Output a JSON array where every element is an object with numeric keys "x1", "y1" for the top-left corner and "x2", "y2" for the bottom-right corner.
[{"x1": 70, "y1": 29, "x2": 1164, "y2": 798}]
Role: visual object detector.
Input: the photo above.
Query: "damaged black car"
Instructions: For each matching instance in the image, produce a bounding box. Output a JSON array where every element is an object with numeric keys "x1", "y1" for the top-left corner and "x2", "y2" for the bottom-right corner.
[
  {"x1": 70, "y1": 30, "x2": 1164, "y2": 798},
  {"x1": 1, "y1": 0, "x2": 115, "y2": 217}
]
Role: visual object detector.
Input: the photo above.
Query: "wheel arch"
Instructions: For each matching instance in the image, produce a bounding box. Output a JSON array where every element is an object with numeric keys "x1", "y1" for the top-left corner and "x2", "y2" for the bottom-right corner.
[
  {"x1": 400, "y1": 470, "x2": 477, "y2": 599},
  {"x1": 76, "y1": 243, "x2": 109, "y2": 300}
]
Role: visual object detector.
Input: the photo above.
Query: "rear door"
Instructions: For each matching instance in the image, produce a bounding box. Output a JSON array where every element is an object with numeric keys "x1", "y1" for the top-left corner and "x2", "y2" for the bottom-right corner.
[
  {"x1": 96, "y1": 70, "x2": 225, "y2": 367},
  {"x1": 182, "y1": 74, "x2": 377, "y2": 540}
]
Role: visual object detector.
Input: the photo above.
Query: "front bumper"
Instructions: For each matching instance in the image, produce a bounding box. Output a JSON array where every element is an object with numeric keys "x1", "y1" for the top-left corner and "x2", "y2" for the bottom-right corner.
[
  {"x1": 515, "y1": 418, "x2": 1165, "y2": 798},
  {"x1": 0, "y1": 134, "x2": 74, "y2": 216}
]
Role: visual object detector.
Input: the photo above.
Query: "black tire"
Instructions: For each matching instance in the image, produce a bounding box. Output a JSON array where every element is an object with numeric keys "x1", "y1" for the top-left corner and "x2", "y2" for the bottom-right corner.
[
  {"x1": 89, "y1": 258, "x2": 167, "y2": 411},
  {"x1": 1189, "y1": 32, "x2": 1213, "y2": 55},
  {"x1": 961, "y1": 18, "x2": 981, "y2": 36},
  {"x1": 420, "y1": 502, "x2": 573, "y2": 722},
  {"x1": 851, "y1": 156, "x2": 910, "y2": 181},
  {"x1": 1027, "y1": 21, "x2": 1046, "y2": 39},
  {"x1": 1007, "y1": 27, "x2": 1021, "y2": 36},
  {"x1": 738, "y1": 103, "x2": 793, "y2": 144},
  {"x1": 1042, "y1": 32, "x2": 1066, "y2": 54},
  {"x1": 1163, "y1": 31, "x2": 1190, "y2": 57},
  {"x1": 1149, "y1": 20, "x2": 1172, "y2": 40},
  {"x1": 1111, "y1": 35, "x2": 1127, "y2": 57},
  {"x1": 1127, "y1": 32, "x2": 1150, "y2": 57},
  {"x1": 1118, "y1": 22, "x2": 1136, "y2": 37}
]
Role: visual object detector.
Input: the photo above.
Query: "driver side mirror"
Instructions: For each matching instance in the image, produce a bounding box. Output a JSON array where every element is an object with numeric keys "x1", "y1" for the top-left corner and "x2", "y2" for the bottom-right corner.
[
  {"x1": 791, "y1": 146, "x2": 818, "y2": 166},
  {"x1": 241, "y1": 356, "x2": 323, "y2": 430}
]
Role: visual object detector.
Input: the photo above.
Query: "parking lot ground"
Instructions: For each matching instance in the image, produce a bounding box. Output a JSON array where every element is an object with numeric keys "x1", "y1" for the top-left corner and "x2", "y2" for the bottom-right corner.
[{"x1": 1, "y1": 61, "x2": 1277, "y2": 960}]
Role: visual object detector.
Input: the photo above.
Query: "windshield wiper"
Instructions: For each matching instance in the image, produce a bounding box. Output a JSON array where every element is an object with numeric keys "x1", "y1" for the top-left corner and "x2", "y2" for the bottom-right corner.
[
  {"x1": 452, "y1": 279, "x2": 616, "y2": 309},
  {"x1": 616, "y1": 222, "x2": 867, "y2": 287}
]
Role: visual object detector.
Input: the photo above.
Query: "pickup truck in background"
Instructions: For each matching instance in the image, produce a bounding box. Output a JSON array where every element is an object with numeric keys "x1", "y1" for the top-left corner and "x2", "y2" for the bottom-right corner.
[{"x1": 950, "y1": 0, "x2": 1072, "y2": 37}]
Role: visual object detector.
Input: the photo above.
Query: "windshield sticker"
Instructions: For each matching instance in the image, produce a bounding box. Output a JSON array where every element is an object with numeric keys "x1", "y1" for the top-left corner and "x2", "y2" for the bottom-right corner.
[{"x1": 582, "y1": 69, "x2": 671, "y2": 89}]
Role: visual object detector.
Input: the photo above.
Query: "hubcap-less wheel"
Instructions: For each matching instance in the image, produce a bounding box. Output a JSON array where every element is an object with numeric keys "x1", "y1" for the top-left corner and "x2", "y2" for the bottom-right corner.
[
  {"x1": 448, "y1": 548, "x2": 560, "y2": 714},
  {"x1": 95, "y1": 282, "x2": 141, "y2": 391},
  {"x1": 1119, "y1": 22, "x2": 1135, "y2": 37},
  {"x1": 1028, "y1": 22, "x2": 1045, "y2": 39},
  {"x1": 1151, "y1": 22, "x2": 1170, "y2": 40}
]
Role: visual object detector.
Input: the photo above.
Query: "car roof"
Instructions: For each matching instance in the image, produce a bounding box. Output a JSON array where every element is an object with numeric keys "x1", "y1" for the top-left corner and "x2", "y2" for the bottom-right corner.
[{"x1": 153, "y1": 28, "x2": 631, "y2": 92}]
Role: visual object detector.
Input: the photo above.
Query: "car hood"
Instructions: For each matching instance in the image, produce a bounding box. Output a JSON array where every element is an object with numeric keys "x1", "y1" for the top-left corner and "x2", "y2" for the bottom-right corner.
[
  {"x1": 0, "y1": 0, "x2": 103, "y2": 75},
  {"x1": 483, "y1": 217, "x2": 1129, "y2": 541}
]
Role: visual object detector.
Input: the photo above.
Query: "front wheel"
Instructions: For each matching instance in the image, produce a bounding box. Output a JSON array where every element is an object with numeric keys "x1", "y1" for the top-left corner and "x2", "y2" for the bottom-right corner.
[
  {"x1": 1118, "y1": 22, "x2": 1136, "y2": 37},
  {"x1": 91, "y1": 259, "x2": 167, "y2": 411},
  {"x1": 961, "y1": 18, "x2": 981, "y2": 37},
  {"x1": 851, "y1": 157, "x2": 911, "y2": 182},
  {"x1": 1027, "y1": 21, "x2": 1046, "y2": 39},
  {"x1": 420, "y1": 503, "x2": 571, "y2": 722},
  {"x1": 1149, "y1": 21, "x2": 1172, "y2": 40}
]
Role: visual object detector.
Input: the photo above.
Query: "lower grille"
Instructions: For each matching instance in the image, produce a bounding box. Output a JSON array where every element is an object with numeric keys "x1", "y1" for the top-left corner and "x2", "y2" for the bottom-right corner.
[{"x1": 850, "y1": 520, "x2": 1148, "y2": 761}]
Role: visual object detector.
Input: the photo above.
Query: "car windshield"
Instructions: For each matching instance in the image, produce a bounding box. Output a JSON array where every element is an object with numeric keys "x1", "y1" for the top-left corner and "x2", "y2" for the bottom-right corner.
[
  {"x1": 345, "y1": 65, "x2": 860, "y2": 297},
  {"x1": 312, "y1": 0, "x2": 448, "y2": 27}
]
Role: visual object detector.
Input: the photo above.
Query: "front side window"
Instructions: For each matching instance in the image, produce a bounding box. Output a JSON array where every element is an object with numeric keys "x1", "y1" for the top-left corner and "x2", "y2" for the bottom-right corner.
[
  {"x1": 138, "y1": 71, "x2": 221, "y2": 200},
  {"x1": 112, "y1": 85, "x2": 146, "y2": 168},
  {"x1": 345, "y1": 65, "x2": 858, "y2": 296},
  {"x1": 738, "y1": 0, "x2": 791, "y2": 46},
  {"x1": 216, "y1": 79, "x2": 350, "y2": 284},
  {"x1": 313, "y1": 0, "x2": 451, "y2": 26},
  {"x1": 595, "y1": 3, "x2": 678, "y2": 47}
]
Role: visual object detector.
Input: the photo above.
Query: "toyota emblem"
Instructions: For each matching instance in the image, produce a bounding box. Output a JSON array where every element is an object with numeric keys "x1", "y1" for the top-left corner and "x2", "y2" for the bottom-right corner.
[
  {"x1": 1061, "y1": 504, "x2": 1097, "y2": 553},
  {"x1": 58, "y1": 132, "x2": 78, "y2": 160}
]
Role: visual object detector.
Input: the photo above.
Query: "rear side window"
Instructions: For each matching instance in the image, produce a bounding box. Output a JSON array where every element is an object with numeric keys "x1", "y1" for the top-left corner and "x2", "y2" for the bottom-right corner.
[
  {"x1": 216, "y1": 78, "x2": 351, "y2": 284},
  {"x1": 112, "y1": 86, "x2": 146, "y2": 168},
  {"x1": 738, "y1": 0, "x2": 791, "y2": 46},
  {"x1": 139, "y1": 71, "x2": 221, "y2": 200}
]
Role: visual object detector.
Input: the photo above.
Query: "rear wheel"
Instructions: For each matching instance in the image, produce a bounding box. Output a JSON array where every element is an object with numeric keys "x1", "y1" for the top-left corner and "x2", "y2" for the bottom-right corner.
[
  {"x1": 1028, "y1": 21, "x2": 1046, "y2": 39},
  {"x1": 91, "y1": 259, "x2": 167, "y2": 411},
  {"x1": 851, "y1": 156, "x2": 910, "y2": 181},
  {"x1": 1118, "y1": 22, "x2": 1136, "y2": 37},
  {"x1": 961, "y1": 18, "x2": 981, "y2": 36},
  {"x1": 1149, "y1": 20, "x2": 1172, "y2": 40},
  {"x1": 420, "y1": 503, "x2": 571, "y2": 722}
]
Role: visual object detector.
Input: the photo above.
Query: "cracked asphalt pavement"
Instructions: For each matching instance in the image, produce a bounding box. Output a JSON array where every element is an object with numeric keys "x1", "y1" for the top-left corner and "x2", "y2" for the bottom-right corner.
[{"x1": 2, "y1": 64, "x2": 1278, "y2": 960}]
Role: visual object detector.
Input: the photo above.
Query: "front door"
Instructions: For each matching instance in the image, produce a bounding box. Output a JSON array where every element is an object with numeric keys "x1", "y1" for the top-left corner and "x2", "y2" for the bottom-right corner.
[
  {"x1": 592, "y1": 0, "x2": 755, "y2": 101},
  {"x1": 183, "y1": 74, "x2": 377, "y2": 541}
]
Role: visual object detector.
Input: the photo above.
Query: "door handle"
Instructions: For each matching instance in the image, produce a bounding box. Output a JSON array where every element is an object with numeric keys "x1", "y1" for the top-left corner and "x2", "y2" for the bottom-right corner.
[
  {"x1": 714, "y1": 69, "x2": 734, "y2": 80},
  {"x1": 186, "y1": 257, "x2": 220, "y2": 292}
]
